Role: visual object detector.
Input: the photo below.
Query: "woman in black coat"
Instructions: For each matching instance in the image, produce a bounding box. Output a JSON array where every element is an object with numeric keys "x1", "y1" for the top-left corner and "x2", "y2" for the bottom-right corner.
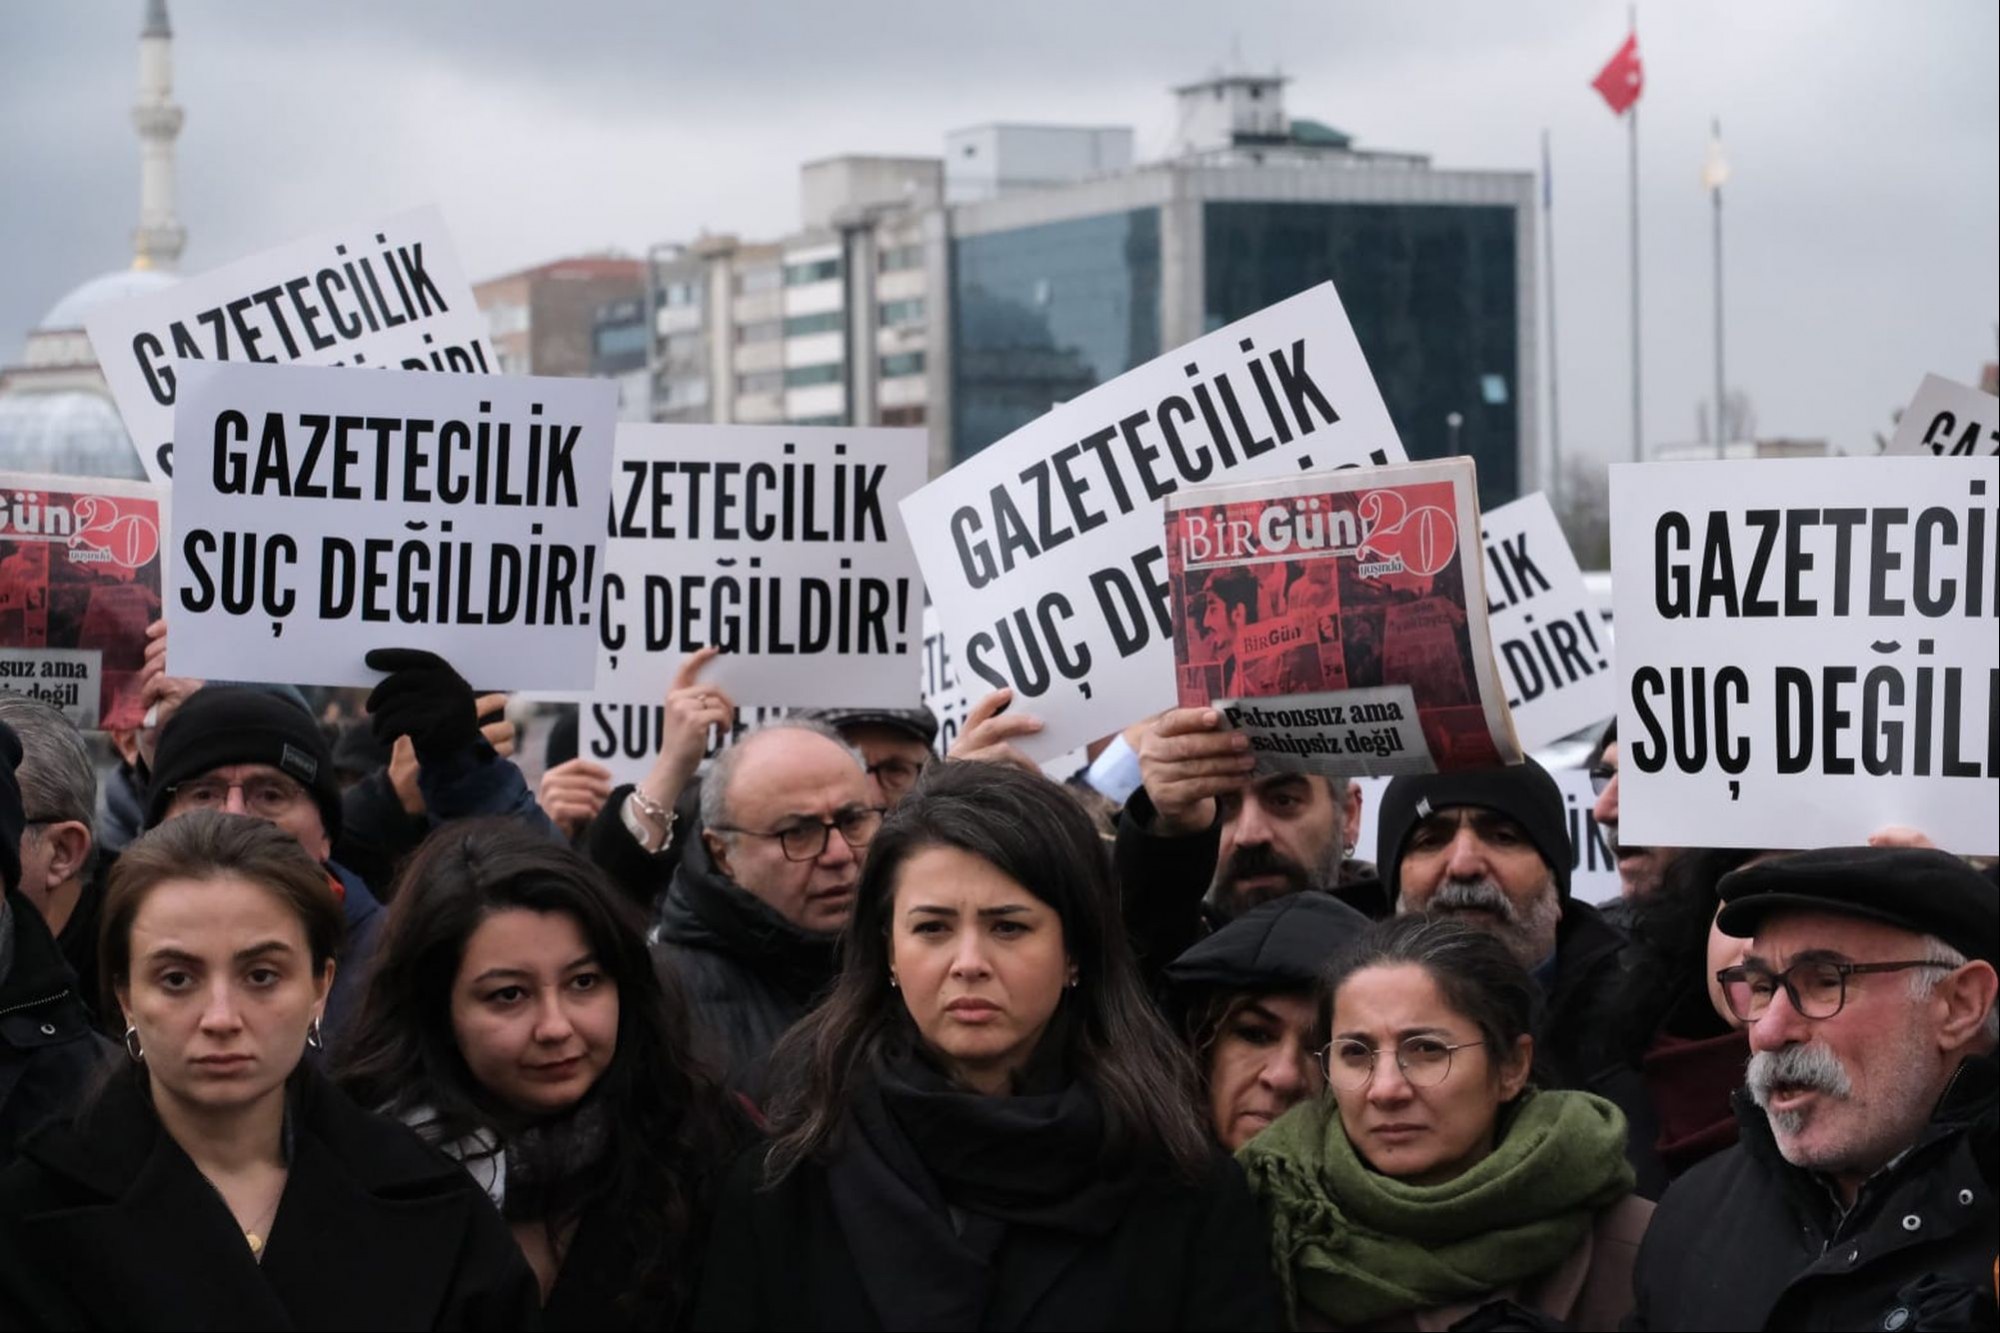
[
  {"x1": 336, "y1": 818, "x2": 744, "y2": 1330},
  {"x1": 694, "y1": 761, "x2": 1281, "y2": 1331},
  {"x1": 0, "y1": 813, "x2": 537, "y2": 1330}
]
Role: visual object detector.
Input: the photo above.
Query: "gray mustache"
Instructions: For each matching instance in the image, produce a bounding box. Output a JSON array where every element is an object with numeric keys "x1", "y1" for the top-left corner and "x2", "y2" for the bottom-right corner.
[
  {"x1": 1747, "y1": 1042, "x2": 1853, "y2": 1107},
  {"x1": 1429, "y1": 878, "x2": 1517, "y2": 923}
]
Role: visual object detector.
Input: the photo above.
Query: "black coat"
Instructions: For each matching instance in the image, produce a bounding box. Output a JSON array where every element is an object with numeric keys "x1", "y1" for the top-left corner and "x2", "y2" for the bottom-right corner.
[
  {"x1": 650, "y1": 830, "x2": 838, "y2": 1098},
  {"x1": 0, "y1": 892, "x2": 112, "y2": 1172},
  {"x1": 1628, "y1": 1053, "x2": 1999, "y2": 1331},
  {"x1": 692, "y1": 1144, "x2": 1282, "y2": 1331},
  {"x1": 0, "y1": 1062, "x2": 540, "y2": 1330}
]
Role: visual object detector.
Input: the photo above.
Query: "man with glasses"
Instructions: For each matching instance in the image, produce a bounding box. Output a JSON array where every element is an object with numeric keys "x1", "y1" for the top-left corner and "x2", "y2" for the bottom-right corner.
[
  {"x1": 1632, "y1": 846, "x2": 1998, "y2": 1330},
  {"x1": 652, "y1": 717, "x2": 877, "y2": 1094}
]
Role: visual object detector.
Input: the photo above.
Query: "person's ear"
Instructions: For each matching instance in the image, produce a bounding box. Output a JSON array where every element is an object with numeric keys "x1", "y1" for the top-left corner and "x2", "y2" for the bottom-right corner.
[
  {"x1": 314, "y1": 958, "x2": 337, "y2": 1007},
  {"x1": 41, "y1": 820, "x2": 93, "y2": 886},
  {"x1": 1934, "y1": 960, "x2": 1998, "y2": 1053},
  {"x1": 704, "y1": 828, "x2": 735, "y2": 880},
  {"x1": 1498, "y1": 1033, "x2": 1534, "y2": 1101}
]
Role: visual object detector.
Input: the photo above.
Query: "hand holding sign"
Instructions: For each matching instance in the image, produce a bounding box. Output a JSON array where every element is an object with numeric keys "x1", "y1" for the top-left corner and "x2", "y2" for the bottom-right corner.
[
  {"x1": 947, "y1": 688, "x2": 1044, "y2": 776},
  {"x1": 365, "y1": 648, "x2": 479, "y2": 763},
  {"x1": 636, "y1": 648, "x2": 737, "y2": 814},
  {"x1": 1138, "y1": 708, "x2": 1257, "y2": 835},
  {"x1": 540, "y1": 759, "x2": 614, "y2": 838}
]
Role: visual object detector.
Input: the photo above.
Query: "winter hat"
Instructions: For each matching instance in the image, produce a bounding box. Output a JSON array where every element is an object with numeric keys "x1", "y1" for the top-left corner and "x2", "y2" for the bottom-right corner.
[
  {"x1": 144, "y1": 686, "x2": 343, "y2": 842},
  {"x1": 1718, "y1": 846, "x2": 1998, "y2": 967},
  {"x1": 1166, "y1": 892, "x2": 1370, "y2": 996},
  {"x1": 0, "y1": 722, "x2": 24, "y2": 893},
  {"x1": 804, "y1": 705, "x2": 940, "y2": 749},
  {"x1": 1376, "y1": 758, "x2": 1572, "y2": 903}
]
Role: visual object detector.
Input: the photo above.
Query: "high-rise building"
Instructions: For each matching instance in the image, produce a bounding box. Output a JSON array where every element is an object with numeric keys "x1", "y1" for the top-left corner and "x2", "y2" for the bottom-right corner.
[
  {"x1": 473, "y1": 256, "x2": 645, "y2": 377},
  {"x1": 633, "y1": 72, "x2": 1536, "y2": 505}
]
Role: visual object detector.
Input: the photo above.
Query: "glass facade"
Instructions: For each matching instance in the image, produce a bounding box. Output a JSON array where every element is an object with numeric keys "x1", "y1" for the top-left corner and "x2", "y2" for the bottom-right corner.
[
  {"x1": 950, "y1": 208, "x2": 1161, "y2": 463},
  {"x1": 880, "y1": 351, "x2": 926, "y2": 378},
  {"x1": 784, "y1": 311, "x2": 844, "y2": 337},
  {"x1": 1203, "y1": 202, "x2": 1520, "y2": 505}
]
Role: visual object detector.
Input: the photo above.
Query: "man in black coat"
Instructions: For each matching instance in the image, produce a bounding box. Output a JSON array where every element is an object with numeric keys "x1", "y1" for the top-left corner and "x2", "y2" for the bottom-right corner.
[
  {"x1": 651, "y1": 718, "x2": 873, "y2": 1096},
  {"x1": 0, "y1": 722, "x2": 111, "y2": 1172},
  {"x1": 1629, "y1": 847, "x2": 1999, "y2": 1331},
  {"x1": 0, "y1": 696, "x2": 107, "y2": 1017}
]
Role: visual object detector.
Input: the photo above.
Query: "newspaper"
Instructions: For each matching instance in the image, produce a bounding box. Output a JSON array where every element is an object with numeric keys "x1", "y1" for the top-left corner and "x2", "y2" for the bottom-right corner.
[
  {"x1": 1165, "y1": 458, "x2": 1520, "y2": 777},
  {"x1": 1, "y1": 472, "x2": 168, "y2": 729}
]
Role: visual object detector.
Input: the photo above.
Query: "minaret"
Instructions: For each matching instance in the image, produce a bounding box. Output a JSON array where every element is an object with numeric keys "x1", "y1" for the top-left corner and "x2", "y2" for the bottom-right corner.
[{"x1": 131, "y1": 0, "x2": 186, "y2": 271}]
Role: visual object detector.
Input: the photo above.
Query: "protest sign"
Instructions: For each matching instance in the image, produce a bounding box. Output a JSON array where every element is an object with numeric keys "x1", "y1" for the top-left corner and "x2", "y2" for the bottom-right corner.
[
  {"x1": 1609, "y1": 456, "x2": 1999, "y2": 853},
  {"x1": 1480, "y1": 491, "x2": 1616, "y2": 750},
  {"x1": 901, "y1": 282, "x2": 1408, "y2": 762},
  {"x1": 1350, "y1": 769, "x2": 1621, "y2": 906},
  {"x1": 168, "y1": 361, "x2": 616, "y2": 689},
  {"x1": 1885, "y1": 373, "x2": 1999, "y2": 459},
  {"x1": 595, "y1": 425, "x2": 926, "y2": 709},
  {"x1": 920, "y1": 603, "x2": 973, "y2": 757},
  {"x1": 1167, "y1": 457, "x2": 1520, "y2": 778},
  {"x1": 86, "y1": 206, "x2": 494, "y2": 485},
  {"x1": 580, "y1": 701, "x2": 792, "y2": 788},
  {"x1": 0, "y1": 473, "x2": 167, "y2": 728}
]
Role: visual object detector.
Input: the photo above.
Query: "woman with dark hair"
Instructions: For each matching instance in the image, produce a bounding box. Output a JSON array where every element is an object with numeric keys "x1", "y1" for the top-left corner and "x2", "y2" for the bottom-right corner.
[
  {"x1": 1240, "y1": 914, "x2": 1651, "y2": 1331},
  {"x1": 0, "y1": 812, "x2": 537, "y2": 1330},
  {"x1": 335, "y1": 817, "x2": 741, "y2": 1330},
  {"x1": 1165, "y1": 892, "x2": 1369, "y2": 1150},
  {"x1": 695, "y1": 760, "x2": 1280, "y2": 1331}
]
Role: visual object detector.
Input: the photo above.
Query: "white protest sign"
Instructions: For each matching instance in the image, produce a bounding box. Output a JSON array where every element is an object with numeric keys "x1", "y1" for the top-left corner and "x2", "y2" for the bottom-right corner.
[
  {"x1": 579, "y1": 701, "x2": 792, "y2": 789},
  {"x1": 595, "y1": 425, "x2": 926, "y2": 709},
  {"x1": 1482, "y1": 492, "x2": 1616, "y2": 750},
  {"x1": 1609, "y1": 457, "x2": 1999, "y2": 854},
  {"x1": 1886, "y1": 374, "x2": 1999, "y2": 459},
  {"x1": 1350, "y1": 769, "x2": 1622, "y2": 906},
  {"x1": 0, "y1": 649, "x2": 103, "y2": 729},
  {"x1": 902, "y1": 282, "x2": 1407, "y2": 762},
  {"x1": 86, "y1": 206, "x2": 495, "y2": 485},
  {"x1": 920, "y1": 604, "x2": 973, "y2": 757},
  {"x1": 169, "y1": 362, "x2": 616, "y2": 689}
]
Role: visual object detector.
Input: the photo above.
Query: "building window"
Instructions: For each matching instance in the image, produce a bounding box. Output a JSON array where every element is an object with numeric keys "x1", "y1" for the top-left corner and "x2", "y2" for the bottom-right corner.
[
  {"x1": 791, "y1": 413, "x2": 846, "y2": 427},
  {"x1": 593, "y1": 321, "x2": 648, "y2": 360},
  {"x1": 783, "y1": 311, "x2": 844, "y2": 337},
  {"x1": 784, "y1": 363, "x2": 844, "y2": 388},
  {"x1": 878, "y1": 297, "x2": 926, "y2": 327},
  {"x1": 783, "y1": 257, "x2": 841, "y2": 286},
  {"x1": 484, "y1": 303, "x2": 528, "y2": 337},
  {"x1": 879, "y1": 245, "x2": 925, "y2": 273},
  {"x1": 659, "y1": 375, "x2": 710, "y2": 408},
  {"x1": 736, "y1": 320, "x2": 783, "y2": 344},
  {"x1": 881, "y1": 405, "x2": 927, "y2": 426},
  {"x1": 662, "y1": 332, "x2": 705, "y2": 363},
  {"x1": 735, "y1": 267, "x2": 782, "y2": 295},
  {"x1": 880, "y1": 351, "x2": 926, "y2": 379},
  {"x1": 736, "y1": 370, "x2": 785, "y2": 395},
  {"x1": 660, "y1": 281, "x2": 700, "y2": 308}
]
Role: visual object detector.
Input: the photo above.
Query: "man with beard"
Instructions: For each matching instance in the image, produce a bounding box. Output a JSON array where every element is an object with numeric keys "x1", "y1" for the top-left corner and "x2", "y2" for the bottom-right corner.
[
  {"x1": 1631, "y1": 847, "x2": 1997, "y2": 1330},
  {"x1": 1116, "y1": 706, "x2": 1379, "y2": 991},
  {"x1": 1374, "y1": 759, "x2": 1626, "y2": 1089},
  {"x1": 1589, "y1": 719, "x2": 1683, "y2": 919}
]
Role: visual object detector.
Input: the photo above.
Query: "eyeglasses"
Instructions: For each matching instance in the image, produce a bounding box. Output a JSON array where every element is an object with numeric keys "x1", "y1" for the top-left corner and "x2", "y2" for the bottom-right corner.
[
  {"x1": 166, "y1": 774, "x2": 309, "y2": 819},
  {"x1": 713, "y1": 806, "x2": 885, "y2": 861},
  {"x1": 1318, "y1": 1036, "x2": 1486, "y2": 1090},
  {"x1": 865, "y1": 756, "x2": 928, "y2": 795},
  {"x1": 1588, "y1": 764, "x2": 1616, "y2": 795},
  {"x1": 1715, "y1": 958, "x2": 1956, "y2": 1024}
]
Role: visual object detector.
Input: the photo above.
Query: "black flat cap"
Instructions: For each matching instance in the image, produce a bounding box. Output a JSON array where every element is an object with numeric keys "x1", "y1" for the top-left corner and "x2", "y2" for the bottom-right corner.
[
  {"x1": 805, "y1": 706, "x2": 939, "y2": 749},
  {"x1": 1717, "y1": 846, "x2": 1998, "y2": 967},
  {"x1": 1166, "y1": 892, "x2": 1371, "y2": 995}
]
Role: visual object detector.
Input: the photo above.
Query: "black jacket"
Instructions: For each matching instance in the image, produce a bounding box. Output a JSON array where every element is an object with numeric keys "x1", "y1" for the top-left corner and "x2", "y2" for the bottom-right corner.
[
  {"x1": 650, "y1": 830, "x2": 839, "y2": 1098},
  {"x1": 692, "y1": 1144, "x2": 1281, "y2": 1331},
  {"x1": 0, "y1": 892, "x2": 112, "y2": 1173},
  {"x1": 0, "y1": 1062, "x2": 540, "y2": 1330},
  {"x1": 1536, "y1": 898, "x2": 1628, "y2": 1091},
  {"x1": 1628, "y1": 1053, "x2": 1999, "y2": 1331},
  {"x1": 584, "y1": 780, "x2": 703, "y2": 917}
]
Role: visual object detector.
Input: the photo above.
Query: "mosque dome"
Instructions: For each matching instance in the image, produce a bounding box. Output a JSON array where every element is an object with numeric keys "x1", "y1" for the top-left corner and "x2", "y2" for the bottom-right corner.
[
  {"x1": 38, "y1": 267, "x2": 180, "y2": 333},
  {"x1": 0, "y1": 389, "x2": 146, "y2": 480}
]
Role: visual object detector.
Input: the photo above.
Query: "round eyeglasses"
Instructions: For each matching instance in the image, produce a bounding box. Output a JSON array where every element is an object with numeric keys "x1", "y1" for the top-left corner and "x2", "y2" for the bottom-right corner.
[{"x1": 1318, "y1": 1035, "x2": 1486, "y2": 1090}]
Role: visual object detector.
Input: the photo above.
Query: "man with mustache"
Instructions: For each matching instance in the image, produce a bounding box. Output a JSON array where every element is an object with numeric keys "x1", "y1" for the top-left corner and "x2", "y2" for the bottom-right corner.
[
  {"x1": 1374, "y1": 759, "x2": 1627, "y2": 1090},
  {"x1": 1630, "y1": 847, "x2": 1998, "y2": 1331}
]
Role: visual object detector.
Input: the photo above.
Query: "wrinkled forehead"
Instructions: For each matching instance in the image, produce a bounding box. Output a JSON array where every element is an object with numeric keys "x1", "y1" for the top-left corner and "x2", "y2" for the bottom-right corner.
[
  {"x1": 1749, "y1": 908, "x2": 1927, "y2": 966},
  {"x1": 727, "y1": 733, "x2": 868, "y2": 822}
]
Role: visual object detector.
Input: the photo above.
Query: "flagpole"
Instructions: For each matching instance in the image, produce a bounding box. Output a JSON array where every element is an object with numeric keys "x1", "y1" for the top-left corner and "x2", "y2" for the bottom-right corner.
[
  {"x1": 1626, "y1": 6, "x2": 1642, "y2": 464},
  {"x1": 1712, "y1": 118, "x2": 1726, "y2": 459},
  {"x1": 1542, "y1": 128, "x2": 1562, "y2": 503}
]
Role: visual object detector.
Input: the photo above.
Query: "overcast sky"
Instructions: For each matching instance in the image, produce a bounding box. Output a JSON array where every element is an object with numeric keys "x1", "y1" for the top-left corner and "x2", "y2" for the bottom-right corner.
[{"x1": 3, "y1": 0, "x2": 1994, "y2": 469}]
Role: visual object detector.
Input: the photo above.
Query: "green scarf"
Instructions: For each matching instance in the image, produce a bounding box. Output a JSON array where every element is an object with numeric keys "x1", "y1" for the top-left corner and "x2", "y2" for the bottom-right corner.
[{"x1": 1237, "y1": 1089, "x2": 1635, "y2": 1328}]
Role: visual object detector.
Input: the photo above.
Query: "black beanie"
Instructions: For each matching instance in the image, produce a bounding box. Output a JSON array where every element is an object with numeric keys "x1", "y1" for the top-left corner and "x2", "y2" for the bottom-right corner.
[
  {"x1": 1376, "y1": 758, "x2": 1572, "y2": 902},
  {"x1": 0, "y1": 722, "x2": 24, "y2": 893},
  {"x1": 145, "y1": 687, "x2": 343, "y2": 843}
]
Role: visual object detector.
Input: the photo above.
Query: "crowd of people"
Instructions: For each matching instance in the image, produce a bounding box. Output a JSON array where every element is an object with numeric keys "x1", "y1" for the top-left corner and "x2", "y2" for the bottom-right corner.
[{"x1": 0, "y1": 624, "x2": 1992, "y2": 1331}]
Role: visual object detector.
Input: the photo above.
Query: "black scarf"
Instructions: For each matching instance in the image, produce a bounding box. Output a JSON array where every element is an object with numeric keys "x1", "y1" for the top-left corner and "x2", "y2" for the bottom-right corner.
[{"x1": 824, "y1": 1033, "x2": 1140, "y2": 1331}]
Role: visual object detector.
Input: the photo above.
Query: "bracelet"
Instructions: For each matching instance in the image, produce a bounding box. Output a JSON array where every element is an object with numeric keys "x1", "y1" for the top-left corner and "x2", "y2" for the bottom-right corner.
[
  {"x1": 621, "y1": 788, "x2": 677, "y2": 856},
  {"x1": 629, "y1": 786, "x2": 673, "y2": 826}
]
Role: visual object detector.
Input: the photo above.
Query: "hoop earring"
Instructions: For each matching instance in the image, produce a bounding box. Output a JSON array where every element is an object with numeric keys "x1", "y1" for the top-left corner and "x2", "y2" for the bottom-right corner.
[
  {"x1": 306, "y1": 1018, "x2": 323, "y2": 1051},
  {"x1": 122, "y1": 1026, "x2": 144, "y2": 1063}
]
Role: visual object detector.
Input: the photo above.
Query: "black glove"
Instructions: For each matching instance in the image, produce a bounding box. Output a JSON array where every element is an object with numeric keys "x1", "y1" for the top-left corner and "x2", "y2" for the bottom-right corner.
[{"x1": 364, "y1": 648, "x2": 479, "y2": 762}]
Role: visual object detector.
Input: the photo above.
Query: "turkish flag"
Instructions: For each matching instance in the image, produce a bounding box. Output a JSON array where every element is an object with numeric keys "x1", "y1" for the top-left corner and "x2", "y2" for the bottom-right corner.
[{"x1": 1591, "y1": 34, "x2": 1643, "y2": 115}]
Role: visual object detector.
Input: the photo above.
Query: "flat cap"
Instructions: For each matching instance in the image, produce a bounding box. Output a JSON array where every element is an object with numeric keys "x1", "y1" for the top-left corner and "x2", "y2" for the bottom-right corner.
[
  {"x1": 804, "y1": 705, "x2": 939, "y2": 749},
  {"x1": 1166, "y1": 892, "x2": 1370, "y2": 995},
  {"x1": 1718, "y1": 846, "x2": 1997, "y2": 967}
]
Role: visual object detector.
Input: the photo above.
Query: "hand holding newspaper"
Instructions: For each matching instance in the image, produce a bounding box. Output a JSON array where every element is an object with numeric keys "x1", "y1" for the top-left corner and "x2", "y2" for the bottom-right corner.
[{"x1": 1164, "y1": 457, "x2": 1520, "y2": 776}]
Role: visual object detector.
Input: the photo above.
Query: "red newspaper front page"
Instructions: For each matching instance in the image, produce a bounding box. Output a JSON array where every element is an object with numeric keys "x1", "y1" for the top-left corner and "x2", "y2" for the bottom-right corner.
[
  {"x1": 0, "y1": 473, "x2": 166, "y2": 729},
  {"x1": 1164, "y1": 458, "x2": 1520, "y2": 777}
]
